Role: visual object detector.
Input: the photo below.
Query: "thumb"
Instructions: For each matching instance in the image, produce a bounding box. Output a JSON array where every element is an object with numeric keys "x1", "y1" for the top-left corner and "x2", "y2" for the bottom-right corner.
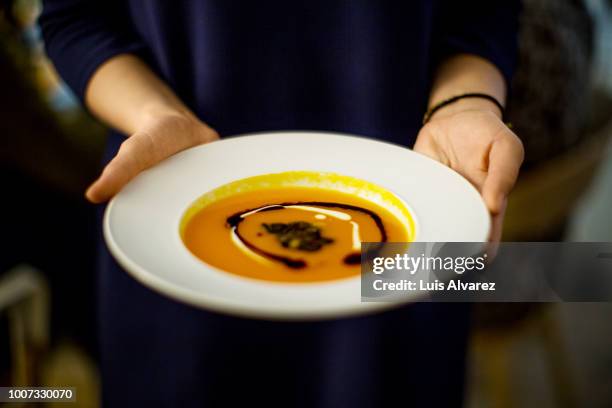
[
  {"x1": 86, "y1": 126, "x2": 217, "y2": 203},
  {"x1": 481, "y1": 133, "x2": 524, "y2": 215}
]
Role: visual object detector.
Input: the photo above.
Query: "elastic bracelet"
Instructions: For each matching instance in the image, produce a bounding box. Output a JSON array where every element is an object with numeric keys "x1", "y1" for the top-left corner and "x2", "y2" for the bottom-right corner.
[{"x1": 423, "y1": 93, "x2": 505, "y2": 125}]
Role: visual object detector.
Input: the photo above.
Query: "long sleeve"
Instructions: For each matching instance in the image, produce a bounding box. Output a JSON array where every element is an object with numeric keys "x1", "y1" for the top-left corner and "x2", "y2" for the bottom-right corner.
[
  {"x1": 38, "y1": 0, "x2": 147, "y2": 101},
  {"x1": 432, "y1": 0, "x2": 522, "y2": 85}
]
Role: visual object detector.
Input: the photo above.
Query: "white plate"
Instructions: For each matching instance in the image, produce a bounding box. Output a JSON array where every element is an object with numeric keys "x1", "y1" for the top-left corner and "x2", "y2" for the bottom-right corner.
[{"x1": 104, "y1": 132, "x2": 490, "y2": 320}]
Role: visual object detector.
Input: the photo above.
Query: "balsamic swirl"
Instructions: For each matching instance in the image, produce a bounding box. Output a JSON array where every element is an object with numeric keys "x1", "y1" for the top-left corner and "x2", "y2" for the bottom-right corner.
[{"x1": 226, "y1": 202, "x2": 387, "y2": 269}]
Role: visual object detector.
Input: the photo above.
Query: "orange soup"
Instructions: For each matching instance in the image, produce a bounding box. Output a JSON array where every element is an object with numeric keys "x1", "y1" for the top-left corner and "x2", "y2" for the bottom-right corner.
[{"x1": 181, "y1": 179, "x2": 413, "y2": 283}]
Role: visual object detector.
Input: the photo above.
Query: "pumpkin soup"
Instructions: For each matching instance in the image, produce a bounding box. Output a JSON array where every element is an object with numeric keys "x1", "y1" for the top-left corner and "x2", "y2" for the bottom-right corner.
[{"x1": 180, "y1": 173, "x2": 414, "y2": 283}]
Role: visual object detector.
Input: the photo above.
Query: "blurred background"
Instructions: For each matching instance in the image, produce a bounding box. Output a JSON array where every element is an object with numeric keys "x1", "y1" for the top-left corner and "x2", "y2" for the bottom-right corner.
[{"x1": 0, "y1": 0, "x2": 611, "y2": 407}]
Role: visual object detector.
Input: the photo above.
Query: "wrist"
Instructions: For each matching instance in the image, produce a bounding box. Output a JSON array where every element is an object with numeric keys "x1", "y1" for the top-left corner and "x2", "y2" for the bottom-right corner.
[
  {"x1": 427, "y1": 54, "x2": 507, "y2": 123},
  {"x1": 426, "y1": 95, "x2": 503, "y2": 123},
  {"x1": 136, "y1": 102, "x2": 198, "y2": 130},
  {"x1": 134, "y1": 102, "x2": 219, "y2": 143}
]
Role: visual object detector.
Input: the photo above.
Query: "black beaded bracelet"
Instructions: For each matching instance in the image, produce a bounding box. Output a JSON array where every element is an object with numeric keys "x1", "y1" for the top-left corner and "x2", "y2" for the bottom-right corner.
[{"x1": 422, "y1": 93, "x2": 505, "y2": 125}]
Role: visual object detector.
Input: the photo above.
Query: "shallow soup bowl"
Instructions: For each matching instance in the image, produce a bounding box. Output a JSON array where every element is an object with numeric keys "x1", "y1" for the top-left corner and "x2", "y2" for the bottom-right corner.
[{"x1": 104, "y1": 132, "x2": 490, "y2": 319}]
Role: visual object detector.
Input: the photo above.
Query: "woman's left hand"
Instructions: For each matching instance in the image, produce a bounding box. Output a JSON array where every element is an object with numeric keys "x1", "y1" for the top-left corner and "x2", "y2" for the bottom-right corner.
[{"x1": 413, "y1": 108, "x2": 524, "y2": 243}]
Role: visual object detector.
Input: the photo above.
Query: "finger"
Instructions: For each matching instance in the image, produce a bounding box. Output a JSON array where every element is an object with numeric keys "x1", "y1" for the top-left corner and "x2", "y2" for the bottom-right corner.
[
  {"x1": 481, "y1": 198, "x2": 507, "y2": 264},
  {"x1": 488, "y1": 210, "x2": 505, "y2": 244},
  {"x1": 482, "y1": 132, "x2": 524, "y2": 215}
]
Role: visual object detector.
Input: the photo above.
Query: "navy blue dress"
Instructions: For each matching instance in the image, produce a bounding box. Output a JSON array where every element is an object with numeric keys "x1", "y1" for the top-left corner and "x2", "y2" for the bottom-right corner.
[{"x1": 39, "y1": 1, "x2": 519, "y2": 406}]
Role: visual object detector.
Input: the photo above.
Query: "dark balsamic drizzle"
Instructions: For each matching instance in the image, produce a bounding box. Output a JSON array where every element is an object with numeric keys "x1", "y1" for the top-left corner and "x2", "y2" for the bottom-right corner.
[
  {"x1": 343, "y1": 253, "x2": 362, "y2": 265},
  {"x1": 226, "y1": 202, "x2": 388, "y2": 269},
  {"x1": 233, "y1": 227, "x2": 307, "y2": 269}
]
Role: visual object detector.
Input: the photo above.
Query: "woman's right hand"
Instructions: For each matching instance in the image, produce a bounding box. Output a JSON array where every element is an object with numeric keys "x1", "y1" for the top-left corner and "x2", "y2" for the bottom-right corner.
[
  {"x1": 76, "y1": 54, "x2": 219, "y2": 203},
  {"x1": 85, "y1": 112, "x2": 219, "y2": 203}
]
